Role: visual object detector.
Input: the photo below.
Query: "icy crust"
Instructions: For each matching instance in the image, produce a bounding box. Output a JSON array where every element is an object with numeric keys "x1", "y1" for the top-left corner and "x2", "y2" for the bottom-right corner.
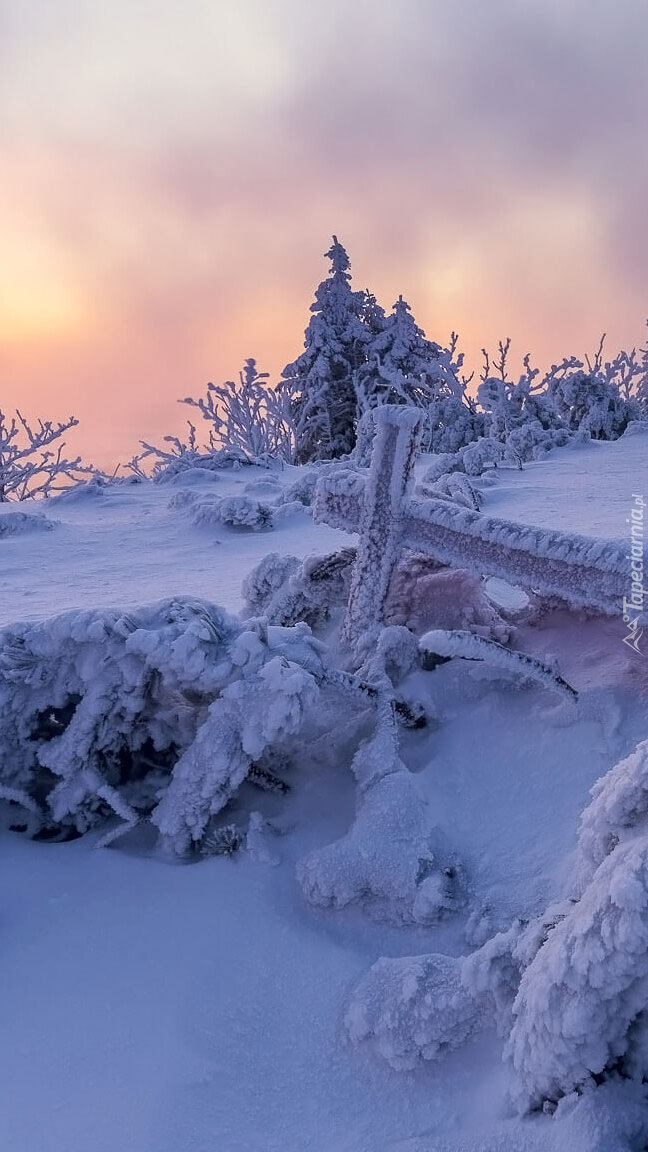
[{"x1": 0, "y1": 599, "x2": 328, "y2": 853}]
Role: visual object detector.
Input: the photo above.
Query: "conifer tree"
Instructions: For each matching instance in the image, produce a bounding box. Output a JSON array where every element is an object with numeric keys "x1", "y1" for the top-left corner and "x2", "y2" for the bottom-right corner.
[
  {"x1": 281, "y1": 237, "x2": 369, "y2": 463},
  {"x1": 356, "y1": 295, "x2": 445, "y2": 410}
]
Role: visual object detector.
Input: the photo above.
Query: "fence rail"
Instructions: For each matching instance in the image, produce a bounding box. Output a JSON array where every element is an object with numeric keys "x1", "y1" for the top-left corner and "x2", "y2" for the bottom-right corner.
[{"x1": 314, "y1": 407, "x2": 626, "y2": 650}]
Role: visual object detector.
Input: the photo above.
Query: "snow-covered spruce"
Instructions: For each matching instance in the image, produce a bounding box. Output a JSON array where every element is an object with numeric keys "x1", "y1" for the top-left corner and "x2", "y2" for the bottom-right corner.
[
  {"x1": 506, "y1": 833, "x2": 648, "y2": 1113},
  {"x1": 418, "y1": 629, "x2": 577, "y2": 701},
  {"x1": 281, "y1": 237, "x2": 370, "y2": 463},
  {"x1": 0, "y1": 599, "x2": 342, "y2": 852},
  {"x1": 575, "y1": 739, "x2": 648, "y2": 890}
]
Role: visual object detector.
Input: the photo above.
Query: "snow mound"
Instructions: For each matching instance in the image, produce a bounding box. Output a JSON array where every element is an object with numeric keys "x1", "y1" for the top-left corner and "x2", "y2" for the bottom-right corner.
[
  {"x1": 299, "y1": 690, "x2": 462, "y2": 924},
  {"x1": 0, "y1": 510, "x2": 57, "y2": 536},
  {"x1": 170, "y1": 489, "x2": 273, "y2": 530},
  {"x1": 345, "y1": 952, "x2": 477, "y2": 1071}
]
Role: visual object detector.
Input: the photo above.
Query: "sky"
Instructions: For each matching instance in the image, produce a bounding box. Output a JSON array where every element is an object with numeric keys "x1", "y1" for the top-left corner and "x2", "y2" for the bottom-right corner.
[{"x1": 1, "y1": 0, "x2": 647, "y2": 467}]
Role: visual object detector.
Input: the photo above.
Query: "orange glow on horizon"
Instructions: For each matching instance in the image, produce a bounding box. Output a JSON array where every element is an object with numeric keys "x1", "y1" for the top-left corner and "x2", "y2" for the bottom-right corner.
[{"x1": 1, "y1": 0, "x2": 646, "y2": 470}]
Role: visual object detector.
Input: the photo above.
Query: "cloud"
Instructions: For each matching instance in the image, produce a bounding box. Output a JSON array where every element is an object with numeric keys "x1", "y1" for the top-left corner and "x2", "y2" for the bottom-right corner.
[{"x1": 1, "y1": 0, "x2": 646, "y2": 464}]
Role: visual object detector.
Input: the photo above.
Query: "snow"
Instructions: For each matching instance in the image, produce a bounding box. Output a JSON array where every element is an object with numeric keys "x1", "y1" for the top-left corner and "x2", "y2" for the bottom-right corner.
[
  {"x1": 470, "y1": 426, "x2": 648, "y2": 543},
  {"x1": 0, "y1": 466, "x2": 355, "y2": 626},
  {"x1": 1, "y1": 434, "x2": 647, "y2": 1152}
]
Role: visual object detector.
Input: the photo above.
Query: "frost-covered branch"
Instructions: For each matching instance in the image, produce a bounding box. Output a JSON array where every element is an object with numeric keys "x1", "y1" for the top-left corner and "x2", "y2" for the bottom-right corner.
[{"x1": 0, "y1": 408, "x2": 90, "y2": 501}]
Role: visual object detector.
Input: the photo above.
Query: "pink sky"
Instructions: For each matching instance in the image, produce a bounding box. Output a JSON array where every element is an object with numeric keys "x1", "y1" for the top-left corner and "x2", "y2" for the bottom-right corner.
[{"x1": 1, "y1": 0, "x2": 647, "y2": 468}]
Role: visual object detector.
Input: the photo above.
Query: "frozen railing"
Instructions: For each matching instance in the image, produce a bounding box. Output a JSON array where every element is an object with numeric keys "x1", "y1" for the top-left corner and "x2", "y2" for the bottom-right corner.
[{"x1": 314, "y1": 406, "x2": 627, "y2": 650}]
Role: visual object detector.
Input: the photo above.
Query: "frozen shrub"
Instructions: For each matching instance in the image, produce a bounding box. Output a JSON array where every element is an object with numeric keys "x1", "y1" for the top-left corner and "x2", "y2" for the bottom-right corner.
[
  {"x1": 0, "y1": 407, "x2": 91, "y2": 501},
  {"x1": 419, "y1": 453, "x2": 463, "y2": 484},
  {"x1": 241, "y1": 548, "x2": 355, "y2": 628},
  {"x1": 417, "y1": 470, "x2": 483, "y2": 510},
  {"x1": 462, "y1": 437, "x2": 509, "y2": 476},
  {"x1": 345, "y1": 953, "x2": 478, "y2": 1071},
  {"x1": 170, "y1": 489, "x2": 273, "y2": 530},
  {"x1": 276, "y1": 469, "x2": 318, "y2": 507},
  {"x1": 182, "y1": 358, "x2": 297, "y2": 464},
  {"x1": 548, "y1": 367, "x2": 642, "y2": 441},
  {"x1": 0, "y1": 599, "x2": 339, "y2": 854},
  {"x1": 422, "y1": 396, "x2": 486, "y2": 454}
]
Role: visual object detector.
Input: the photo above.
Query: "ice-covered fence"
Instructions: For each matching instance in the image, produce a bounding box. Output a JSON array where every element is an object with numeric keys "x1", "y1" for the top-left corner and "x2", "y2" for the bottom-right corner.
[{"x1": 314, "y1": 406, "x2": 628, "y2": 648}]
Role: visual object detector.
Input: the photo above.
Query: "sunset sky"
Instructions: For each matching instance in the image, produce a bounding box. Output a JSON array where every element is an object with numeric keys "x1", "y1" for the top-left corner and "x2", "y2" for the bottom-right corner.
[{"x1": 1, "y1": 0, "x2": 647, "y2": 467}]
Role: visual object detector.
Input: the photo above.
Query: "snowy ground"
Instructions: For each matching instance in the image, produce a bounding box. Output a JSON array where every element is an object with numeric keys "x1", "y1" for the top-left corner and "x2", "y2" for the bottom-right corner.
[{"x1": 1, "y1": 438, "x2": 647, "y2": 1152}]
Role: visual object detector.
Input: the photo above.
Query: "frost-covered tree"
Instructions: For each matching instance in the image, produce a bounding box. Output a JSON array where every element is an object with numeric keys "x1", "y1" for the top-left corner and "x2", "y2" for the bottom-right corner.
[
  {"x1": 182, "y1": 358, "x2": 297, "y2": 464},
  {"x1": 281, "y1": 237, "x2": 369, "y2": 463},
  {"x1": 476, "y1": 336, "x2": 644, "y2": 454},
  {"x1": 0, "y1": 598, "x2": 366, "y2": 855},
  {"x1": 131, "y1": 360, "x2": 296, "y2": 479},
  {"x1": 0, "y1": 408, "x2": 89, "y2": 501},
  {"x1": 356, "y1": 295, "x2": 444, "y2": 409},
  {"x1": 356, "y1": 301, "x2": 484, "y2": 453}
]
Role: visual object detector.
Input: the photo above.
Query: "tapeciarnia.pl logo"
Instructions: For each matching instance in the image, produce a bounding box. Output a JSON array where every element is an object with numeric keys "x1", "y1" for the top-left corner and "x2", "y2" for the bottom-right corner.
[{"x1": 622, "y1": 493, "x2": 645, "y2": 655}]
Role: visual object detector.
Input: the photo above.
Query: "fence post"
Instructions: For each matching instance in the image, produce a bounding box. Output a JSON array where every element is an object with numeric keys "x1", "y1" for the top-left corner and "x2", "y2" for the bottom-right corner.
[{"x1": 341, "y1": 405, "x2": 423, "y2": 655}]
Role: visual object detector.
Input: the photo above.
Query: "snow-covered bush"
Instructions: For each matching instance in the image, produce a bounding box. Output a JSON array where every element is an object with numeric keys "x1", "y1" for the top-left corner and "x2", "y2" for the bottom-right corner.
[
  {"x1": 0, "y1": 407, "x2": 91, "y2": 501},
  {"x1": 181, "y1": 358, "x2": 297, "y2": 464},
  {"x1": 548, "y1": 366, "x2": 641, "y2": 441},
  {"x1": 475, "y1": 336, "x2": 646, "y2": 455},
  {"x1": 170, "y1": 489, "x2": 274, "y2": 530},
  {"x1": 575, "y1": 740, "x2": 648, "y2": 890},
  {"x1": 416, "y1": 470, "x2": 483, "y2": 510},
  {"x1": 48, "y1": 474, "x2": 109, "y2": 504},
  {"x1": 0, "y1": 599, "x2": 342, "y2": 854},
  {"x1": 343, "y1": 740, "x2": 648, "y2": 1115},
  {"x1": 276, "y1": 469, "x2": 319, "y2": 507},
  {"x1": 241, "y1": 548, "x2": 355, "y2": 628},
  {"x1": 345, "y1": 952, "x2": 478, "y2": 1070},
  {"x1": 129, "y1": 419, "x2": 251, "y2": 482},
  {"x1": 422, "y1": 395, "x2": 486, "y2": 454}
]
